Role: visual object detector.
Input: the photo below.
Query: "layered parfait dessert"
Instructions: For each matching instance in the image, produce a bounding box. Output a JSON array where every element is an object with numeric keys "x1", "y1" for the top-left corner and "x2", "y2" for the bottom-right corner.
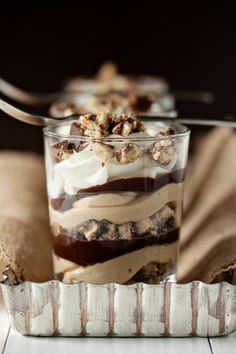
[
  {"x1": 50, "y1": 62, "x2": 176, "y2": 117},
  {"x1": 44, "y1": 113, "x2": 189, "y2": 284}
]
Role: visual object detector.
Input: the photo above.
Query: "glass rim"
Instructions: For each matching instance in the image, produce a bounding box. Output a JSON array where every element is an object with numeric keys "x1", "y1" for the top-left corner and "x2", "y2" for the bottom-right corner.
[{"x1": 43, "y1": 119, "x2": 190, "y2": 142}]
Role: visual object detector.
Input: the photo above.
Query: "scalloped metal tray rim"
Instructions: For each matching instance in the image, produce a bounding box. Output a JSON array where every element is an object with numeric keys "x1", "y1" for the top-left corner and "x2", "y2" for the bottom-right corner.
[{"x1": 1, "y1": 267, "x2": 236, "y2": 337}]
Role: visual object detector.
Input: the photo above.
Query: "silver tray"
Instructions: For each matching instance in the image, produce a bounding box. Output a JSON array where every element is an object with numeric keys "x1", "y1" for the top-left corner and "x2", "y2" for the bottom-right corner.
[{"x1": 1, "y1": 267, "x2": 236, "y2": 337}]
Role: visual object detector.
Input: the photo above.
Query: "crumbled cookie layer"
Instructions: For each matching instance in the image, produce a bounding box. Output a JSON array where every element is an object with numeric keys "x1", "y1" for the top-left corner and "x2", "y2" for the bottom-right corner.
[
  {"x1": 64, "y1": 203, "x2": 176, "y2": 241},
  {"x1": 128, "y1": 260, "x2": 175, "y2": 284}
]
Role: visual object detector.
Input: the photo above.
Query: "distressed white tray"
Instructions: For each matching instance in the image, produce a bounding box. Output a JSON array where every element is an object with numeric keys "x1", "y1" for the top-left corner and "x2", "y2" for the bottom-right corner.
[{"x1": 1, "y1": 267, "x2": 236, "y2": 337}]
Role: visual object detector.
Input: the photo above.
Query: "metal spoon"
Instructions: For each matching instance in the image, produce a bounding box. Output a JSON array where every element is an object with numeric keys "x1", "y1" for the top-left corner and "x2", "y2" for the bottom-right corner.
[
  {"x1": 0, "y1": 76, "x2": 215, "y2": 106},
  {"x1": 1, "y1": 91, "x2": 236, "y2": 128},
  {"x1": 0, "y1": 91, "x2": 64, "y2": 126},
  {"x1": 0, "y1": 77, "x2": 79, "y2": 106},
  {"x1": 0, "y1": 78, "x2": 236, "y2": 127}
]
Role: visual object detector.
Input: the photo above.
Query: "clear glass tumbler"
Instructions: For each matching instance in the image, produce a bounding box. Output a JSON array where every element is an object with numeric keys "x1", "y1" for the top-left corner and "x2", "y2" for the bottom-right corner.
[{"x1": 43, "y1": 119, "x2": 190, "y2": 284}]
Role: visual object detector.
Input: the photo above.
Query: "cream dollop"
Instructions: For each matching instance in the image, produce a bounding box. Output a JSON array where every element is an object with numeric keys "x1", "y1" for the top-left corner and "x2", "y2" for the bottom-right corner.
[{"x1": 49, "y1": 146, "x2": 107, "y2": 198}]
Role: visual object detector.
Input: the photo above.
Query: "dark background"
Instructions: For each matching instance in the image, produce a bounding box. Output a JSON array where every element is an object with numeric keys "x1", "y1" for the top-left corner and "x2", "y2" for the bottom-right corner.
[{"x1": 0, "y1": 4, "x2": 236, "y2": 153}]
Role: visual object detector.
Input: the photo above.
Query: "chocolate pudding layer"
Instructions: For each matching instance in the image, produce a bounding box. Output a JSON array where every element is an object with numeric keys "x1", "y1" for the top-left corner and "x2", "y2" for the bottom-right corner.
[
  {"x1": 51, "y1": 169, "x2": 185, "y2": 211},
  {"x1": 53, "y1": 241, "x2": 178, "y2": 284},
  {"x1": 53, "y1": 228, "x2": 179, "y2": 265}
]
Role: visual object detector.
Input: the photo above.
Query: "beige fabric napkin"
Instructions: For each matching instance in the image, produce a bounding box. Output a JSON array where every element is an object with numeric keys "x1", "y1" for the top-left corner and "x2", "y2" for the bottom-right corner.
[
  {"x1": 0, "y1": 127, "x2": 236, "y2": 284},
  {"x1": 178, "y1": 127, "x2": 236, "y2": 283},
  {"x1": 0, "y1": 152, "x2": 53, "y2": 282}
]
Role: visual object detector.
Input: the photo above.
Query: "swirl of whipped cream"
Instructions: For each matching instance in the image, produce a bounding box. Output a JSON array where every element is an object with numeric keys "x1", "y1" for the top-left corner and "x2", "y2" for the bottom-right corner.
[
  {"x1": 49, "y1": 143, "x2": 172, "y2": 198},
  {"x1": 49, "y1": 146, "x2": 107, "y2": 198}
]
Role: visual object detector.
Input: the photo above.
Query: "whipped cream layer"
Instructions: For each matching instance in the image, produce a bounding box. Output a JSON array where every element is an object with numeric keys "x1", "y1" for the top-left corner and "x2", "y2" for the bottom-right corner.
[
  {"x1": 50, "y1": 183, "x2": 182, "y2": 229},
  {"x1": 53, "y1": 241, "x2": 178, "y2": 284},
  {"x1": 49, "y1": 142, "x2": 177, "y2": 199}
]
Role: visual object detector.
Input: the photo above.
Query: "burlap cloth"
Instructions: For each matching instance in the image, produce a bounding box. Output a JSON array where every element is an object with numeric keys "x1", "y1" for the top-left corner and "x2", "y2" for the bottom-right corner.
[
  {"x1": 179, "y1": 127, "x2": 236, "y2": 283},
  {"x1": 0, "y1": 152, "x2": 53, "y2": 283},
  {"x1": 0, "y1": 127, "x2": 236, "y2": 283}
]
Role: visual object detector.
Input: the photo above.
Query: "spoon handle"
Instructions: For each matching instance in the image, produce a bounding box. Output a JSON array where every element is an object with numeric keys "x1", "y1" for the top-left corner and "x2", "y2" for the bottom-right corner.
[
  {"x1": 0, "y1": 77, "x2": 62, "y2": 106},
  {"x1": 138, "y1": 114, "x2": 236, "y2": 128},
  {"x1": 176, "y1": 116, "x2": 236, "y2": 128},
  {"x1": 1, "y1": 90, "x2": 236, "y2": 128},
  {"x1": 0, "y1": 90, "x2": 50, "y2": 125}
]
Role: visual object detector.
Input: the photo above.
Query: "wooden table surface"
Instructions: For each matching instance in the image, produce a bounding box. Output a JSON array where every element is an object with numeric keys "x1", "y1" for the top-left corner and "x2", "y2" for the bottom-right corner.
[{"x1": 1, "y1": 290, "x2": 235, "y2": 354}]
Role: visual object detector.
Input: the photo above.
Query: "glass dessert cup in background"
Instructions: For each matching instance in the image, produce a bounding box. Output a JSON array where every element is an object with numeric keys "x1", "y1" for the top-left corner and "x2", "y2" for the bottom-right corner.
[
  {"x1": 49, "y1": 91, "x2": 176, "y2": 118},
  {"x1": 43, "y1": 118, "x2": 190, "y2": 284},
  {"x1": 50, "y1": 62, "x2": 176, "y2": 118},
  {"x1": 64, "y1": 61, "x2": 170, "y2": 96}
]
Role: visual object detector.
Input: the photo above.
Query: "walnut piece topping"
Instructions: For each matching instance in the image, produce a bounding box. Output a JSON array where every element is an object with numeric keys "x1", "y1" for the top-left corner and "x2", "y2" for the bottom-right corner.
[
  {"x1": 121, "y1": 121, "x2": 133, "y2": 136},
  {"x1": 111, "y1": 113, "x2": 144, "y2": 136},
  {"x1": 72, "y1": 204, "x2": 176, "y2": 241},
  {"x1": 52, "y1": 140, "x2": 76, "y2": 162},
  {"x1": 149, "y1": 138, "x2": 176, "y2": 165},
  {"x1": 52, "y1": 140, "x2": 89, "y2": 162},
  {"x1": 116, "y1": 143, "x2": 142, "y2": 164},
  {"x1": 95, "y1": 112, "x2": 110, "y2": 129},
  {"x1": 91, "y1": 142, "x2": 114, "y2": 161},
  {"x1": 70, "y1": 113, "x2": 111, "y2": 138},
  {"x1": 158, "y1": 126, "x2": 175, "y2": 136},
  {"x1": 69, "y1": 112, "x2": 144, "y2": 138},
  {"x1": 82, "y1": 113, "x2": 109, "y2": 137}
]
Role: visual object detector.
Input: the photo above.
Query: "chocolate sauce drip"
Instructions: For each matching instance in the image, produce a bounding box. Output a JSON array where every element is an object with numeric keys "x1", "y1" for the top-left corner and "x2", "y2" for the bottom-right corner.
[
  {"x1": 53, "y1": 228, "x2": 179, "y2": 266},
  {"x1": 51, "y1": 169, "x2": 185, "y2": 211}
]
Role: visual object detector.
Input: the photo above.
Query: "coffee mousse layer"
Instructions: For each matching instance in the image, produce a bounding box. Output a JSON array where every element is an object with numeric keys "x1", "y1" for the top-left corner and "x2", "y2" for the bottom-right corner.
[
  {"x1": 53, "y1": 227, "x2": 179, "y2": 266},
  {"x1": 51, "y1": 169, "x2": 185, "y2": 211}
]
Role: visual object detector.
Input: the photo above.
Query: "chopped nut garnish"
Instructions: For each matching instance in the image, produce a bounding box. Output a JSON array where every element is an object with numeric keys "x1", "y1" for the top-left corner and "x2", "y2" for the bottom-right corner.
[
  {"x1": 112, "y1": 121, "x2": 123, "y2": 135},
  {"x1": 95, "y1": 112, "x2": 110, "y2": 130},
  {"x1": 149, "y1": 138, "x2": 176, "y2": 165},
  {"x1": 158, "y1": 126, "x2": 175, "y2": 136},
  {"x1": 52, "y1": 140, "x2": 76, "y2": 162},
  {"x1": 91, "y1": 142, "x2": 114, "y2": 161},
  {"x1": 70, "y1": 113, "x2": 144, "y2": 138},
  {"x1": 121, "y1": 121, "x2": 133, "y2": 136},
  {"x1": 116, "y1": 143, "x2": 142, "y2": 164},
  {"x1": 82, "y1": 113, "x2": 108, "y2": 137},
  {"x1": 111, "y1": 113, "x2": 144, "y2": 136},
  {"x1": 70, "y1": 113, "x2": 111, "y2": 138}
]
